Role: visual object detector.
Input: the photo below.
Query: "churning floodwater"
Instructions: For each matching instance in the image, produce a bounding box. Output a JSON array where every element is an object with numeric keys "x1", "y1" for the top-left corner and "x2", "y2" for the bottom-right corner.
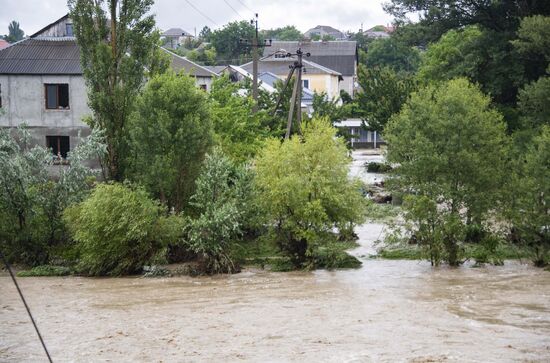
[{"x1": 1, "y1": 151, "x2": 549, "y2": 362}]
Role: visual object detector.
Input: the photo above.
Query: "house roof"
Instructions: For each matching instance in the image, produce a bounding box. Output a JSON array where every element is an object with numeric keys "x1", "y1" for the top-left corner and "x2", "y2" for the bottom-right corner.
[
  {"x1": 161, "y1": 47, "x2": 216, "y2": 77},
  {"x1": 241, "y1": 53, "x2": 342, "y2": 79},
  {"x1": 305, "y1": 25, "x2": 345, "y2": 37},
  {"x1": 31, "y1": 13, "x2": 70, "y2": 38},
  {"x1": 204, "y1": 65, "x2": 228, "y2": 74},
  {"x1": 0, "y1": 37, "x2": 81, "y2": 75},
  {"x1": 264, "y1": 41, "x2": 357, "y2": 76},
  {"x1": 162, "y1": 28, "x2": 193, "y2": 37},
  {"x1": 0, "y1": 39, "x2": 9, "y2": 50}
]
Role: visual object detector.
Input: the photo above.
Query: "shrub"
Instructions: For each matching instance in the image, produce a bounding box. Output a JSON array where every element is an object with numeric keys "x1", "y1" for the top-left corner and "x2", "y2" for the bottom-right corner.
[
  {"x1": 183, "y1": 149, "x2": 252, "y2": 273},
  {"x1": 63, "y1": 183, "x2": 172, "y2": 276}
]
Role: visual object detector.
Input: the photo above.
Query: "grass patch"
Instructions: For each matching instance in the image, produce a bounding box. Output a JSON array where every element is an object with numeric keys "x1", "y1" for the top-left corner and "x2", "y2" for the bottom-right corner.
[
  {"x1": 17, "y1": 265, "x2": 71, "y2": 277},
  {"x1": 377, "y1": 246, "x2": 423, "y2": 260}
]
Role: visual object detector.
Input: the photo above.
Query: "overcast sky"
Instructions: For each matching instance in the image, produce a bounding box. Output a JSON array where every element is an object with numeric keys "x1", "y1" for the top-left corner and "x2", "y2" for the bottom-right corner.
[{"x1": 1, "y1": 0, "x2": 394, "y2": 37}]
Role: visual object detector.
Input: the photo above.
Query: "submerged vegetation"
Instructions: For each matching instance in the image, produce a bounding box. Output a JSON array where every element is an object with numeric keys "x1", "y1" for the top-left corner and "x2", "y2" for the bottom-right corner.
[{"x1": 2, "y1": 0, "x2": 549, "y2": 277}]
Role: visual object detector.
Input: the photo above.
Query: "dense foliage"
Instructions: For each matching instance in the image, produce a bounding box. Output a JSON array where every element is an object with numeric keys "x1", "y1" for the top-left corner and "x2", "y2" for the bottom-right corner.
[
  {"x1": 183, "y1": 149, "x2": 254, "y2": 273},
  {"x1": 0, "y1": 127, "x2": 106, "y2": 265},
  {"x1": 127, "y1": 71, "x2": 212, "y2": 211},
  {"x1": 68, "y1": 0, "x2": 168, "y2": 180},
  {"x1": 385, "y1": 79, "x2": 509, "y2": 265},
  {"x1": 63, "y1": 183, "x2": 174, "y2": 276},
  {"x1": 254, "y1": 119, "x2": 366, "y2": 267}
]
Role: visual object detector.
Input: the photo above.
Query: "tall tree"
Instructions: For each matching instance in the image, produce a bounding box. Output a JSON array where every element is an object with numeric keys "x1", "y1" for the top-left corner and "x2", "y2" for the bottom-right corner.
[
  {"x1": 365, "y1": 37, "x2": 420, "y2": 74},
  {"x1": 209, "y1": 21, "x2": 256, "y2": 64},
  {"x1": 385, "y1": 79, "x2": 510, "y2": 265},
  {"x1": 4, "y1": 21, "x2": 24, "y2": 42},
  {"x1": 261, "y1": 26, "x2": 303, "y2": 41},
  {"x1": 355, "y1": 65, "x2": 416, "y2": 132},
  {"x1": 127, "y1": 72, "x2": 212, "y2": 212},
  {"x1": 68, "y1": 0, "x2": 168, "y2": 180}
]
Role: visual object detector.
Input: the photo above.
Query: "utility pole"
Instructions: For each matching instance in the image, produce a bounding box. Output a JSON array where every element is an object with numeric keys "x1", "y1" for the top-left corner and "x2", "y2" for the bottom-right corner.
[
  {"x1": 239, "y1": 14, "x2": 271, "y2": 112},
  {"x1": 282, "y1": 48, "x2": 309, "y2": 140}
]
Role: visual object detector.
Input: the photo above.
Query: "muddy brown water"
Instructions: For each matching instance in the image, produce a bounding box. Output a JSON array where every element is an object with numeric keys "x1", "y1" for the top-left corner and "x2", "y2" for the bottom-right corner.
[{"x1": 1, "y1": 152, "x2": 550, "y2": 362}]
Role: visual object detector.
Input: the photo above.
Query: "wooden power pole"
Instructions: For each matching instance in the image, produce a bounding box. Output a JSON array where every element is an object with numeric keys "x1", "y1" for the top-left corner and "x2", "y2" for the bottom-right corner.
[
  {"x1": 284, "y1": 48, "x2": 309, "y2": 140},
  {"x1": 239, "y1": 14, "x2": 271, "y2": 112}
]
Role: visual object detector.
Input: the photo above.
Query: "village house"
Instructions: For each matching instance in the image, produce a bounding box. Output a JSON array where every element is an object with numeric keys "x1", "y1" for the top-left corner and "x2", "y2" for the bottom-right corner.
[
  {"x1": 0, "y1": 14, "x2": 90, "y2": 161},
  {"x1": 334, "y1": 119, "x2": 385, "y2": 149},
  {"x1": 304, "y1": 25, "x2": 347, "y2": 40},
  {"x1": 161, "y1": 27, "x2": 194, "y2": 49},
  {"x1": 265, "y1": 40, "x2": 358, "y2": 97},
  {"x1": 160, "y1": 47, "x2": 217, "y2": 91},
  {"x1": 241, "y1": 51, "x2": 343, "y2": 100},
  {"x1": 0, "y1": 15, "x2": 216, "y2": 161}
]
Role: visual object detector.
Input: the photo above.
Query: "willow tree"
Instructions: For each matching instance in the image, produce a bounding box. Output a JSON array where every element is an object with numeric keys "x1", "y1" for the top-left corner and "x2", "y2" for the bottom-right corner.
[{"x1": 68, "y1": 0, "x2": 167, "y2": 180}]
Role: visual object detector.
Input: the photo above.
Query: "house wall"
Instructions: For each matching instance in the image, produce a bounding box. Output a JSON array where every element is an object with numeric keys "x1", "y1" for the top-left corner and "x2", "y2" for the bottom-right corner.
[
  {"x1": 34, "y1": 18, "x2": 73, "y2": 37},
  {"x1": 194, "y1": 76, "x2": 213, "y2": 92},
  {"x1": 340, "y1": 76, "x2": 355, "y2": 97},
  {"x1": 0, "y1": 74, "x2": 92, "y2": 150},
  {"x1": 295, "y1": 74, "x2": 340, "y2": 99}
]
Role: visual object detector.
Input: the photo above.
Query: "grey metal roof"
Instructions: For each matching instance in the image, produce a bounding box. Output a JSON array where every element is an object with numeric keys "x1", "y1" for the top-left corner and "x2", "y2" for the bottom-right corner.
[
  {"x1": 163, "y1": 28, "x2": 193, "y2": 37},
  {"x1": 0, "y1": 37, "x2": 82, "y2": 75},
  {"x1": 264, "y1": 41, "x2": 357, "y2": 76},
  {"x1": 161, "y1": 47, "x2": 216, "y2": 77},
  {"x1": 241, "y1": 55, "x2": 342, "y2": 78},
  {"x1": 204, "y1": 65, "x2": 228, "y2": 75}
]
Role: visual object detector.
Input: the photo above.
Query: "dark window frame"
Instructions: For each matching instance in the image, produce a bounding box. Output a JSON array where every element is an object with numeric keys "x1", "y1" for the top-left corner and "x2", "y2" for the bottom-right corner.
[
  {"x1": 66, "y1": 23, "x2": 74, "y2": 36},
  {"x1": 0, "y1": 83, "x2": 2, "y2": 108},
  {"x1": 46, "y1": 135, "x2": 70, "y2": 164},
  {"x1": 45, "y1": 83, "x2": 70, "y2": 110}
]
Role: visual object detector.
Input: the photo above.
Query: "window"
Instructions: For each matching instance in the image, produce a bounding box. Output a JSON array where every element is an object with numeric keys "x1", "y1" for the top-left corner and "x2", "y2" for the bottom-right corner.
[
  {"x1": 199, "y1": 84, "x2": 207, "y2": 91},
  {"x1": 45, "y1": 84, "x2": 69, "y2": 109},
  {"x1": 66, "y1": 23, "x2": 74, "y2": 36},
  {"x1": 46, "y1": 136, "x2": 70, "y2": 161},
  {"x1": 0, "y1": 83, "x2": 2, "y2": 108},
  {"x1": 302, "y1": 79, "x2": 310, "y2": 89}
]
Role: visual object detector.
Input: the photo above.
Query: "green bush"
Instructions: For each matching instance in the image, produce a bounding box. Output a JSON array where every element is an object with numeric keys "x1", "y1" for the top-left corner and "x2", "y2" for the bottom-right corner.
[
  {"x1": 254, "y1": 119, "x2": 366, "y2": 268},
  {"x1": 183, "y1": 149, "x2": 251, "y2": 274},
  {"x1": 63, "y1": 183, "x2": 173, "y2": 276}
]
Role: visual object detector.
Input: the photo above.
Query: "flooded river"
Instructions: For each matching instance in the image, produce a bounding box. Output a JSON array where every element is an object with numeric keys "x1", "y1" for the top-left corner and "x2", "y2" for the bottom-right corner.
[{"x1": 1, "y1": 151, "x2": 549, "y2": 362}]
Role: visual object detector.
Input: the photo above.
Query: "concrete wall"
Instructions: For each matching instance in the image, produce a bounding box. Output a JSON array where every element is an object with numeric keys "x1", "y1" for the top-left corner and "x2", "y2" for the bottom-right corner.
[
  {"x1": 0, "y1": 74, "x2": 92, "y2": 150},
  {"x1": 339, "y1": 76, "x2": 355, "y2": 97},
  {"x1": 194, "y1": 76, "x2": 213, "y2": 92}
]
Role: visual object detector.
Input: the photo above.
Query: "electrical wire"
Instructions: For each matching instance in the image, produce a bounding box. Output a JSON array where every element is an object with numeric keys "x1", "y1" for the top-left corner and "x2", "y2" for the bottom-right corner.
[
  {"x1": 223, "y1": 0, "x2": 245, "y2": 19},
  {"x1": 234, "y1": 0, "x2": 254, "y2": 14},
  {"x1": 183, "y1": 0, "x2": 219, "y2": 26},
  {"x1": 1, "y1": 251, "x2": 53, "y2": 363}
]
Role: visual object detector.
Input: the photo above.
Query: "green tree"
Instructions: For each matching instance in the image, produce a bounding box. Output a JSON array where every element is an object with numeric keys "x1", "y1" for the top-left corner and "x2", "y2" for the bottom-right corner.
[
  {"x1": 322, "y1": 34, "x2": 336, "y2": 41},
  {"x1": 184, "y1": 148, "x2": 253, "y2": 273},
  {"x1": 254, "y1": 119, "x2": 366, "y2": 267},
  {"x1": 198, "y1": 26, "x2": 212, "y2": 42},
  {"x1": 127, "y1": 71, "x2": 212, "y2": 211},
  {"x1": 261, "y1": 26, "x2": 303, "y2": 41},
  {"x1": 0, "y1": 126, "x2": 106, "y2": 265},
  {"x1": 385, "y1": 79, "x2": 510, "y2": 265},
  {"x1": 513, "y1": 15, "x2": 550, "y2": 81},
  {"x1": 210, "y1": 20, "x2": 256, "y2": 64},
  {"x1": 4, "y1": 21, "x2": 24, "y2": 43},
  {"x1": 365, "y1": 37, "x2": 420, "y2": 74},
  {"x1": 355, "y1": 65, "x2": 416, "y2": 132},
  {"x1": 417, "y1": 26, "x2": 523, "y2": 107},
  {"x1": 509, "y1": 126, "x2": 550, "y2": 266},
  {"x1": 186, "y1": 44, "x2": 217, "y2": 65},
  {"x1": 68, "y1": 0, "x2": 168, "y2": 180},
  {"x1": 518, "y1": 76, "x2": 550, "y2": 131},
  {"x1": 209, "y1": 75, "x2": 268, "y2": 163}
]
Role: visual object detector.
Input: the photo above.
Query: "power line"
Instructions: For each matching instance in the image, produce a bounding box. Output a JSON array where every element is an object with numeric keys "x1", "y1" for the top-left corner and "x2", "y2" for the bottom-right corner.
[
  {"x1": 183, "y1": 0, "x2": 218, "y2": 26},
  {"x1": 223, "y1": 0, "x2": 245, "y2": 19},
  {"x1": 1, "y1": 251, "x2": 52, "y2": 362},
  {"x1": 234, "y1": 0, "x2": 255, "y2": 14}
]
